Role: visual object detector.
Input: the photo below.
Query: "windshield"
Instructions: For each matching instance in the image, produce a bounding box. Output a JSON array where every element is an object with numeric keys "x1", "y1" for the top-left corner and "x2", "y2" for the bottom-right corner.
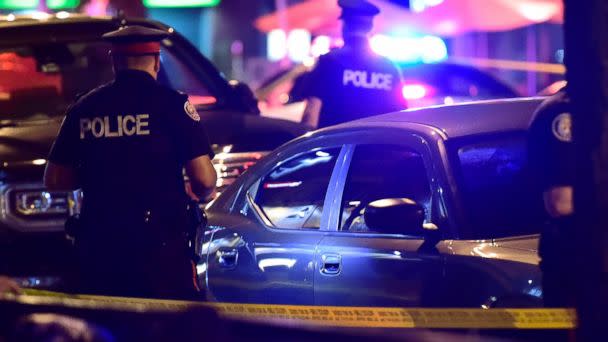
[
  {"x1": 450, "y1": 133, "x2": 546, "y2": 239},
  {"x1": 0, "y1": 40, "x2": 215, "y2": 121}
]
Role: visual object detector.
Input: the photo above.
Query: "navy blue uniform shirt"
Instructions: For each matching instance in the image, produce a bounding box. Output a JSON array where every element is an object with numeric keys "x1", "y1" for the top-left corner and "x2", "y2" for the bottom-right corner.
[
  {"x1": 301, "y1": 43, "x2": 406, "y2": 127},
  {"x1": 527, "y1": 90, "x2": 574, "y2": 191},
  {"x1": 49, "y1": 69, "x2": 214, "y2": 228}
]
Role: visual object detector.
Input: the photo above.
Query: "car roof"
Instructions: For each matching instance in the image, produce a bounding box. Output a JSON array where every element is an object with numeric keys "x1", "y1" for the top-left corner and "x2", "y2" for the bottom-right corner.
[
  {"x1": 0, "y1": 13, "x2": 159, "y2": 26},
  {"x1": 318, "y1": 97, "x2": 544, "y2": 139},
  {"x1": 0, "y1": 13, "x2": 169, "y2": 45}
]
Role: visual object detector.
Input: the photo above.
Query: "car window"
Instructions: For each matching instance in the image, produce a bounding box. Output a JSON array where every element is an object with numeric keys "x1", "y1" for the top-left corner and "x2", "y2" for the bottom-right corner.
[
  {"x1": 158, "y1": 47, "x2": 216, "y2": 106},
  {"x1": 339, "y1": 144, "x2": 431, "y2": 233},
  {"x1": 0, "y1": 40, "x2": 216, "y2": 120},
  {"x1": 452, "y1": 134, "x2": 545, "y2": 239},
  {"x1": 252, "y1": 148, "x2": 341, "y2": 229},
  {"x1": 0, "y1": 42, "x2": 113, "y2": 119}
]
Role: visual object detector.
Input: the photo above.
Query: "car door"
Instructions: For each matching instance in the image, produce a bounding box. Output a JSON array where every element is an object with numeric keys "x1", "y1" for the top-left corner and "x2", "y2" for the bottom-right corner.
[
  {"x1": 315, "y1": 137, "x2": 446, "y2": 307},
  {"x1": 205, "y1": 146, "x2": 346, "y2": 304}
]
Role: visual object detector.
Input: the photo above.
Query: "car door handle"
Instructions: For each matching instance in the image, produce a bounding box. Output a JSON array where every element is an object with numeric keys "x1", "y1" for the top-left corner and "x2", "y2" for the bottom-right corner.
[
  {"x1": 217, "y1": 248, "x2": 238, "y2": 269},
  {"x1": 320, "y1": 253, "x2": 342, "y2": 275}
]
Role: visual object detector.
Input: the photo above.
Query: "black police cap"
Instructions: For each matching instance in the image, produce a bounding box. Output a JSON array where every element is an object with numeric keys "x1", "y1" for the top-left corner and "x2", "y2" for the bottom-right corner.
[
  {"x1": 338, "y1": 0, "x2": 380, "y2": 19},
  {"x1": 102, "y1": 25, "x2": 169, "y2": 44}
]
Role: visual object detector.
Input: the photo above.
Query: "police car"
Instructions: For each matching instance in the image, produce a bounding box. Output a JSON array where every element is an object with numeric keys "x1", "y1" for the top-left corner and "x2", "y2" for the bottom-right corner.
[
  {"x1": 0, "y1": 13, "x2": 307, "y2": 285},
  {"x1": 197, "y1": 97, "x2": 545, "y2": 308}
]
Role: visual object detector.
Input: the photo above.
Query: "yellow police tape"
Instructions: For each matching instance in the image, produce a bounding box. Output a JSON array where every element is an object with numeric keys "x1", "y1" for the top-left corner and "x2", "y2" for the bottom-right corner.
[{"x1": 19, "y1": 289, "x2": 576, "y2": 329}]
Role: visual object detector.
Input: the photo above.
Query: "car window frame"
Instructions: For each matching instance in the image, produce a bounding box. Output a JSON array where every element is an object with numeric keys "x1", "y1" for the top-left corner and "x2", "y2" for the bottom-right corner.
[
  {"x1": 320, "y1": 128, "x2": 444, "y2": 237},
  {"x1": 334, "y1": 143, "x2": 434, "y2": 235},
  {"x1": 444, "y1": 129, "x2": 540, "y2": 240},
  {"x1": 243, "y1": 143, "x2": 348, "y2": 232},
  {"x1": 222, "y1": 126, "x2": 454, "y2": 238}
]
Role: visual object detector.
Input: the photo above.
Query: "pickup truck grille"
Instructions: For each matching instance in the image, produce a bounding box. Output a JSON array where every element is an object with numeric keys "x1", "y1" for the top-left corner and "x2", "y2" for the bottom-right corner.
[
  {"x1": 1, "y1": 151, "x2": 267, "y2": 233},
  {"x1": 0, "y1": 183, "x2": 80, "y2": 233}
]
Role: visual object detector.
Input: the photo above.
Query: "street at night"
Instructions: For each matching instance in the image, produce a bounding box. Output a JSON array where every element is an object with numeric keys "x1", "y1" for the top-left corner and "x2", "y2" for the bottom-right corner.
[{"x1": 0, "y1": 0, "x2": 607, "y2": 341}]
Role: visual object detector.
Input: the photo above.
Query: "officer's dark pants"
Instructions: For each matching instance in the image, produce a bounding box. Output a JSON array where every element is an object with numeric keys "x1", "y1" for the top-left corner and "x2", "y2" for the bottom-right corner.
[
  {"x1": 539, "y1": 217, "x2": 576, "y2": 307},
  {"x1": 73, "y1": 219, "x2": 199, "y2": 301}
]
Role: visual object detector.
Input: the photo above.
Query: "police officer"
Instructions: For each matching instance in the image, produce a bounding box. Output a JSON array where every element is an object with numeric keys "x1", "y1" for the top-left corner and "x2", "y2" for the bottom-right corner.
[
  {"x1": 44, "y1": 26, "x2": 217, "y2": 300},
  {"x1": 300, "y1": 0, "x2": 406, "y2": 128},
  {"x1": 527, "y1": 89, "x2": 575, "y2": 307}
]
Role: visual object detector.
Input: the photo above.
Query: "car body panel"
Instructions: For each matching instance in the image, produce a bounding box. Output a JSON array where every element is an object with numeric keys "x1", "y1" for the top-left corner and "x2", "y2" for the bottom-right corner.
[
  {"x1": 315, "y1": 234, "x2": 443, "y2": 307},
  {"x1": 356, "y1": 97, "x2": 541, "y2": 139},
  {"x1": 202, "y1": 98, "x2": 545, "y2": 307},
  {"x1": 203, "y1": 212, "x2": 325, "y2": 304}
]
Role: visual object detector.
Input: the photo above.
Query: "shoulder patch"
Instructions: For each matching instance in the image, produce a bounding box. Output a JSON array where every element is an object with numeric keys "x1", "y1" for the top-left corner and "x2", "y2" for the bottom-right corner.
[
  {"x1": 184, "y1": 100, "x2": 201, "y2": 122},
  {"x1": 552, "y1": 112, "x2": 572, "y2": 142}
]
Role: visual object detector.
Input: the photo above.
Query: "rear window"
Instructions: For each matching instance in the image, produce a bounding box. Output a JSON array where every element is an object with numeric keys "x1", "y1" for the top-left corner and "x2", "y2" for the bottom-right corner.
[
  {"x1": 0, "y1": 40, "x2": 215, "y2": 120},
  {"x1": 450, "y1": 133, "x2": 546, "y2": 239},
  {"x1": 0, "y1": 42, "x2": 113, "y2": 119}
]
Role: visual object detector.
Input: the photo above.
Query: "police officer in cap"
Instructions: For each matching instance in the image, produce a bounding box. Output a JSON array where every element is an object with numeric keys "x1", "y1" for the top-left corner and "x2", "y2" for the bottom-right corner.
[
  {"x1": 300, "y1": 0, "x2": 406, "y2": 128},
  {"x1": 44, "y1": 26, "x2": 217, "y2": 299},
  {"x1": 528, "y1": 88, "x2": 575, "y2": 307}
]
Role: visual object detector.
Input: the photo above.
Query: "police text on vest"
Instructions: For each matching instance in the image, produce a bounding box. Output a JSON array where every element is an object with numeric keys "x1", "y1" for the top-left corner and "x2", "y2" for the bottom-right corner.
[
  {"x1": 343, "y1": 70, "x2": 393, "y2": 90},
  {"x1": 80, "y1": 115, "x2": 150, "y2": 139}
]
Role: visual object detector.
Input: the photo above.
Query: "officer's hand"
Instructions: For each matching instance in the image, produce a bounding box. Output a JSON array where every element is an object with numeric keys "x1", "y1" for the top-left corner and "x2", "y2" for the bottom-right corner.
[
  {"x1": 543, "y1": 186, "x2": 574, "y2": 218},
  {"x1": 185, "y1": 155, "x2": 216, "y2": 200},
  {"x1": 185, "y1": 181, "x2": 199, "y2": 202},
  {"x1": 185, "y1": 181, "x2": 217, "y2": 202},
  {"x1": 0, "y1": 276, "x2": 22, "y2": 297}
]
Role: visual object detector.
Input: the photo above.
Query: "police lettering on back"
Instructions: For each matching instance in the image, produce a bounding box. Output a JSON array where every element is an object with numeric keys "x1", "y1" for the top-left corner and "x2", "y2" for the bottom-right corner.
[
  {"x1": 343, "y1": 69, "x2": 393, "y2": 90},
  {"x1": 79, "y1": 114, "x2": 150, "y2": 139}
]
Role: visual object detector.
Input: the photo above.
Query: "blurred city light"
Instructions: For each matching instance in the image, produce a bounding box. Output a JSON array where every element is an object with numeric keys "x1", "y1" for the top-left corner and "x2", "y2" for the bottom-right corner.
[
  {"x1": 267, "y1": 29, "x2": 287, "y2": 61},
  {"x1": 420, "y1": 35, "x2": 448, "y2": 63},
  {"x1": 143, "y1": 0, "x2": 220, "y2": 8},
  {"x1": 30, "y1": 11, "x2": 51, "y2": 19},
  {"x1": 410, "y1": 0, "x2": 444, "y2": 13},
  {"x1": 402, "y1": 83, "x2": 429, "y2": 100},
  {"x1": 0, "y1": 0, "x2": 80, "y2": 9},
  {"x1": 47, "y1": 0, "x2": 79, "y2": 8},
  {"x1": 268, "y1": 29, "x2": 312, "y2": 62},
  {"x1": 287, "y1": 29, "x2": 311, "y2": 63},
  {"x1": 518, "y1": 2, "x2": 560, "y2": 22},
  {"x1": 370, "y1": 34, "x2": 447, "y2": 63},
  {"x1": 0, "y1": 0, "x2": 37, "y2": 8},
  {"x1": 55, "y1": 10, "x2": 70, "y2": 19},
  {"x1": 311, "y1": 35, "x2": 331, "y2": 57}
]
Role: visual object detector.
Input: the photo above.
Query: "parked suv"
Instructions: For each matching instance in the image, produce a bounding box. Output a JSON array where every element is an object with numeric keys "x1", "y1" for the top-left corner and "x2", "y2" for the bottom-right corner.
[{"x1": 0, "y1": 13, "x2": 308, "y2": 286}]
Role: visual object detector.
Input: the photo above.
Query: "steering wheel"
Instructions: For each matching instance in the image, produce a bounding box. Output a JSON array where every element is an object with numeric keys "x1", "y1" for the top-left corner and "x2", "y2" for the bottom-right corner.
[{"x1": 341, "y1": 200, "x2": 369, "y2": 231}]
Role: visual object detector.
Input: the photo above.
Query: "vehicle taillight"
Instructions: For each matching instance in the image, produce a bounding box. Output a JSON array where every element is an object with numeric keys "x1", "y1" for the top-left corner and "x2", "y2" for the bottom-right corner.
[{"x1": 402, "y1": 83, "x2": 430, "y2": 100}]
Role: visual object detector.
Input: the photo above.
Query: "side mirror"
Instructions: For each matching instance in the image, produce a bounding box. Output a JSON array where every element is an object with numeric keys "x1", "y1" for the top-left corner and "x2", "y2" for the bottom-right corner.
[
  {"x1": 229, "y1": 80, "x2": 260, "y2": 115},
  {"x1": 363, "y1": 198, "x2": 425, "y2": 236}
]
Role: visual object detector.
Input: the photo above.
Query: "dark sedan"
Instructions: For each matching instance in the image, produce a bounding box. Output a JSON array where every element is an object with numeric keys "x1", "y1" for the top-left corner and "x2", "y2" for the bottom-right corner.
[{"x1": 197, "y1": 97, "x2": 546, "y2": 308}]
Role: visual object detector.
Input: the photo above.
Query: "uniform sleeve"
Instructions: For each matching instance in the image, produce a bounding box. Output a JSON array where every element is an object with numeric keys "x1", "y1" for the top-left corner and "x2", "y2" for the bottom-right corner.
[
  {"x1": 299, "y1": 56, "x2": 331, "y2": 99},
  {"x1": 527, "y1": 93, "x2": 574, "y2": 190},
  {"x1": 387, "y1": 61, "x2": 408, "y2": 112},
  {"x1": 170, "y1": 94, "x2": 215, "y2": 163},
  {"x1": 48, "y1": 107, "x2": 80, "y2": 167}
]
